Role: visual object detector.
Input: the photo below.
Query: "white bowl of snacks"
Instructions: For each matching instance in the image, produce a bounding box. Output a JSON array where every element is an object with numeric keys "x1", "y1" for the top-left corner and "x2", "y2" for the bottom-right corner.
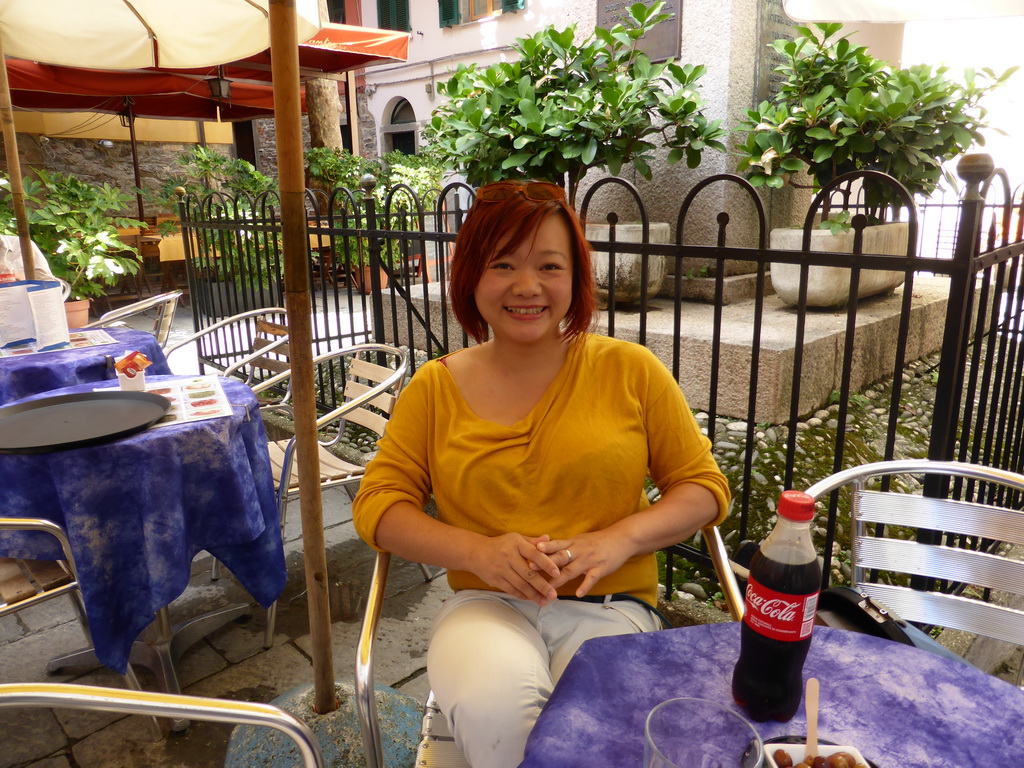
[{"x1": 766, "y1": 743, "x2": 870, "y2": 768}]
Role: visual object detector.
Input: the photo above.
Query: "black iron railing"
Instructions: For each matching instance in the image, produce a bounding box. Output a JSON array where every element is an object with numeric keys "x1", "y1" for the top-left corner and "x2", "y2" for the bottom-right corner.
[{"x1": 177, "y1": 155, "x2": 1024, "y2": 596}]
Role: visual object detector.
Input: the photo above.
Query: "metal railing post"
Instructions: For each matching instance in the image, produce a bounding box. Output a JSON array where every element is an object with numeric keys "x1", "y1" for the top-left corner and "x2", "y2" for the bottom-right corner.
[
  {"x1": 928, "y1": 154, "x2": 993, "y2": 464},
  {"x1": 360, "y1": 174, "x2": 388, "y2": 347}
]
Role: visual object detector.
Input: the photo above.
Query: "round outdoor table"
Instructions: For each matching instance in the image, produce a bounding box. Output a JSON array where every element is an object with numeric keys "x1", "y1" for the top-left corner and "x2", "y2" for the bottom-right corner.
[
  {"x1": 0, "y1": 374, "x2": 283, "y2": 678},
  {"x1": 520, "y1": 623, "x2": 1024, "y2": 767},
  {"x1": 0, "y1": 327, "x2": 172, "y2": 405}
]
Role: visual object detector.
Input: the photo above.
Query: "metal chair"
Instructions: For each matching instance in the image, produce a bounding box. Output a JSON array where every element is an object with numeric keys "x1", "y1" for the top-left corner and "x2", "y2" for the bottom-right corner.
[
  {"x1": 164, "y1": 307, "x2": 290, "y2": 384},
  {"x1": 355, "y1": 524, "x2": 743, "y2": 768},
  {"x1": 806, "y1": 459, "x2": 1024, "y2": 686},
  {"x1": 252, "y1": 343, "x2": 411, "y2": 647},
  {"x1": 82, "y1": 290, "x2": 183, "y2": 348},
  {"x1": 0, "y1": 518, "x2": 160, "y2": 735},
  {"x1": 0, "y1": 683, "x2": 326, "y2": 767}
]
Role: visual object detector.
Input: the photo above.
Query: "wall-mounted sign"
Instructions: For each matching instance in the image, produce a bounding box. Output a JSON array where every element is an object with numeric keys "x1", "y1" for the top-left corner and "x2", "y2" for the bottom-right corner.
[
  {"x1": 597, "y1": 0, "x2": 682, "y2": 62},
  {"x1": 755, "y1": 0, "x2": 798, "y2": 104}
]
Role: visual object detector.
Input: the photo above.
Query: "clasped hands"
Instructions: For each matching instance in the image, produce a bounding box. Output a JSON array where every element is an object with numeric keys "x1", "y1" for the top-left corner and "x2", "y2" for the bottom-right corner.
[{"x1": 475, "y1": 531, "x2": 627, "y2": 606}]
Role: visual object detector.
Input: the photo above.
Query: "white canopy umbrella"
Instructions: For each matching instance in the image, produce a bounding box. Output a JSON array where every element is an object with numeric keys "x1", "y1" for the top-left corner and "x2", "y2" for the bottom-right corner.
[
  {"x1": 0, "y1": 0, "x2": 321, "y2": 279},
  {"x1": 783, "y1": 0, "x2": 1024, "y2": 22},
  {"x1": 0, "y1": 0, "x2": 342, "y2": 716}
]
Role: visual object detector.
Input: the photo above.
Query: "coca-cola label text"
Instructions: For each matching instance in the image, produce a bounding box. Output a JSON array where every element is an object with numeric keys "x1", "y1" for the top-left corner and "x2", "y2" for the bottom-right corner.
[{"x1": 743, "y1": 576, "x2": 818, "y2": 641}]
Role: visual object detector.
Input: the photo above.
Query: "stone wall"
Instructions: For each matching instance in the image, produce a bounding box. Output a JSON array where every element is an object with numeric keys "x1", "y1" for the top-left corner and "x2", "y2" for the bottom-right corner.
[{"x1": 0, "y1": 132, "x2": 229, "y2": 217}]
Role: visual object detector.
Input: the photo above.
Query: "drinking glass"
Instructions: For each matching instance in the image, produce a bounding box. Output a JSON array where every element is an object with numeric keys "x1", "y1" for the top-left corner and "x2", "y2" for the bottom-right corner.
[{"x1": 644, "y1": 697, "x2": 765, "y2": 768}]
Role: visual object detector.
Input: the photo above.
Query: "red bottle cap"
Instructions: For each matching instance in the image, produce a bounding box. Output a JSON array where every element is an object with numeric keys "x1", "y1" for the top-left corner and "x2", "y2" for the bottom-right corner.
[{"x1": 778, "y1": 490, "x2": 815, "y2": 521}]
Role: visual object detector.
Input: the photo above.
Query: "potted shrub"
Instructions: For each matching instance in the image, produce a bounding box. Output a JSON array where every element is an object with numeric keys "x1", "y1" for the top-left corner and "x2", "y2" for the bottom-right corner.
[
  {"x1": 0, "y1": 170, "x2": 145, "y2": 319},
  {"x1": 160, "y1": 147, "x2": 282, "y2": 317},
  {"x1": 374, "y1": 149, "x2": 447, "y2": 285},
  {"x1": 734, "y1": 23, "x2": 1015, "y2": 306},
  {"x1": 423, "y1": 1, "x2": 726, "y2": 304}
]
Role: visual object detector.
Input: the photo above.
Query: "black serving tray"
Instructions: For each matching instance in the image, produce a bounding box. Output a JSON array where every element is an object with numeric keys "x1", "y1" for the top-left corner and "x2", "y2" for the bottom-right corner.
[{"x1": 0, "y1": 390, "x2": 171, "y2": 454}]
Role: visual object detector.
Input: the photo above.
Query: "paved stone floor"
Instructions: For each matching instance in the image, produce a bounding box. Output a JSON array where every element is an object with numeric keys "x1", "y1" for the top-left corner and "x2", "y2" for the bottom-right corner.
[
  {"x1": 1, "y1": 483, "x2": 451, "y2": 768},
  {"x1": 0, "y1": 303, "x2": 452, "y2": 767},
  {"x1": 4, "y1": 300, "x2": 1021, "y2": 767}
]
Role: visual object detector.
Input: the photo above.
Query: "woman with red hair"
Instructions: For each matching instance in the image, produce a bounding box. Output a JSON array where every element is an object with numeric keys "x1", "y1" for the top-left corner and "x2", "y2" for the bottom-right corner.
[{"x1": 354, "y1": 180, "x2": 729, "y2": 767}]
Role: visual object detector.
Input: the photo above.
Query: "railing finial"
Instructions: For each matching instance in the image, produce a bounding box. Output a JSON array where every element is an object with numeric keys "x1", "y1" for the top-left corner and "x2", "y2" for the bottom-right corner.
[
  {"x1": 359, "y1": 174, "x2": 377, "y2": 198},
  {"x1": 957, "y1": 153, "x2": 994, "y2": 200}
]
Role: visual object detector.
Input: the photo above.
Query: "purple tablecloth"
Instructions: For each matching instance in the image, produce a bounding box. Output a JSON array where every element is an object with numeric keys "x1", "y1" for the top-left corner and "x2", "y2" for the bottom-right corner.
[
  {"x1": 0, "y1": 327, "x2": 172, "y2": 406},
  {"x1": 520, "y1": 623, "x2": 1024, "y2": 767},
  {"x1": 0, "y1": 375, "x2": 284, "y2": 675}
]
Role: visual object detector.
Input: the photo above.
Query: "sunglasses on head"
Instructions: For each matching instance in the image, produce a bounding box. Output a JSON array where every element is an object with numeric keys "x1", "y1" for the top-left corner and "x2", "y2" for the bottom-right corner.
[{"x1": 476, "y1": 181, "x2": 566, "y2": 203}]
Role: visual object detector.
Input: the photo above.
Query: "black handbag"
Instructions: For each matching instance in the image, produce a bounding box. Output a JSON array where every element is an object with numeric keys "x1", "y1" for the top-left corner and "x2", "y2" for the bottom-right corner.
[{"x1": 816, "y1": 586, "x2": 917, "y2": 645}]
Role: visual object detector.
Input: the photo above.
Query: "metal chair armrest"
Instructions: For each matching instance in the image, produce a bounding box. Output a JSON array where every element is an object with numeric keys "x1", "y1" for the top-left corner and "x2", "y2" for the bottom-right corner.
[
  {"x1": 0, "y1": 517, "x2": 77, "y2": 570},
  {"x1": 805, "y1": 459, "x2": 1024, "y2": 500},
  {"x1": 0, "y1": 683, "x2": 326, "y2": 768},
  {"x1": 311, "y1": 346, "x2": 408, "y2": 432},
  {"x1": 83, "y1": 291, "x2": 183, "y2": 328},
  {"x1": 356, "y1": 550, "x2": 391, "y2": 768},
  {"x1": 223, "y1": 333, "x2": 292, "y2": 380},
  {"x1": 703, "y1": 525, "x2": 744, "y2": 621},
  {"x1": 164, "y1": 307, "x2": 287, "y2": 356}
]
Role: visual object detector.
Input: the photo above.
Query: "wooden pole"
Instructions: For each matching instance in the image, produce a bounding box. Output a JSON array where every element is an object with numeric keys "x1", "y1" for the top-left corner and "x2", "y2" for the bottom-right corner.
[
  {"x1": 269, "y1": 0, "x2": 338, "y2": 715},
  {"x1": 346, "y1": 70, "x2": 360, "y2": 154},
  {"x1": 0, "y1": 38, "x2": 36, "y2": 279}
]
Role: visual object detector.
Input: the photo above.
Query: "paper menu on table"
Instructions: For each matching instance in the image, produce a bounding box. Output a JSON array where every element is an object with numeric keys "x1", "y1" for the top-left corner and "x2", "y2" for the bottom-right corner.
[
  {"x1": 146, "y1": 376, "x2": 234, "y2": 426},
  {"x1": 0, "y1": 328, "x2": 117, "y2": 356},
  {"x1": 0, "y1": 280, "x2": 69, "y2": 351}
]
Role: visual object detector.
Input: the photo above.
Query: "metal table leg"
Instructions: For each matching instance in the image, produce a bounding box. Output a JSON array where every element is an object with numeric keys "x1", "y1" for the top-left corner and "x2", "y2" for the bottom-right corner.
[{"x1": 47, "y1": 602, "x2": 251, "y2": 731}]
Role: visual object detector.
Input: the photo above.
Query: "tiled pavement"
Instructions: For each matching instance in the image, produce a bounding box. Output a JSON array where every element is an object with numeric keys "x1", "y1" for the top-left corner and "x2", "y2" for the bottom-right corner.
[{"x1": 3, "y1": 301, "x2": 1021, "y2": 766}]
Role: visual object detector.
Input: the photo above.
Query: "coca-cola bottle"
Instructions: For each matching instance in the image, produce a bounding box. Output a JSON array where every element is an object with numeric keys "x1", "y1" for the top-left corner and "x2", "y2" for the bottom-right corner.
[{"x1": 732, "y1": 490, "x2": 821, "y2": 722}]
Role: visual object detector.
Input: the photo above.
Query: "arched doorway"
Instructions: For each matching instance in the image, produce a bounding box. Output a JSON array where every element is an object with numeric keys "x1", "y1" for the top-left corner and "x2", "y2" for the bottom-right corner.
[{"x1": 382, "y1": 98, "x2": 416, "y2": 155}]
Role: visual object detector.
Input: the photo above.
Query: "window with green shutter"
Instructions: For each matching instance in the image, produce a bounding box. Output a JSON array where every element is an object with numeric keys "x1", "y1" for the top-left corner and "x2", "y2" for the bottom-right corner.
[
  {"x1": 501, "y1": 0, "x2": 524, "y2": 12},
  {"x1": 378, "y1": 0, "x2": 410, "y2": 32},
  {"x1": 439, "y1": 0, "x2": 460, "y2": 27},
  {"x1": 327, "y1": 0, "x2": 345, "y2": 23}
]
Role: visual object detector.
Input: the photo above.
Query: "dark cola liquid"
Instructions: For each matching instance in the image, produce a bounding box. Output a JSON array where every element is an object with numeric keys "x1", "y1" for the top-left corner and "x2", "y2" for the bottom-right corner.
[{"x1": 732, "y1": 552, "x2": 820, "y2": 722}]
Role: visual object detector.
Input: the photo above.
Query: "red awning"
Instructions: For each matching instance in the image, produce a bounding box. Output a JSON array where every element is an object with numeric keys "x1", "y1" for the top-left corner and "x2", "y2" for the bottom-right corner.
[{"x1": 4, "y1": 22, "x2": 409, "y2": 121}]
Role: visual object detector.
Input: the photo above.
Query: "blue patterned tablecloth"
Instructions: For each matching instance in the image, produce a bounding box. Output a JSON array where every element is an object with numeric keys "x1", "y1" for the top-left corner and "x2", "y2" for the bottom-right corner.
[
  {"x1": 520, "y1": 623, "x2": 1024, "y2": 768},
  {"x1": 0, "y1": 327, "x2": 172, "y2": 406},
  {"x1": 0, "y1": 375, "x2": 285, "y2": 674}
]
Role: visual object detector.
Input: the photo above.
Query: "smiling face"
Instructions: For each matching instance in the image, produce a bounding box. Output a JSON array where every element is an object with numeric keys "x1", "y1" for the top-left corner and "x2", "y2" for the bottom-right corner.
[{"x1": 473, "y1": 212, "x2": 575, "y2": 348}]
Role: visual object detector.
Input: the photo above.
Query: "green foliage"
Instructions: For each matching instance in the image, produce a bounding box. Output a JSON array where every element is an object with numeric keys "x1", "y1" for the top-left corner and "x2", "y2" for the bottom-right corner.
[
  {"x1": 304, "y1": 146, "x2": 381, "y2": 191},
  {"x1": 379, "y1": 148, "x2": 446, "y2": 201},
  {"x1": 0, "y1": 170, "x2": 144, "y2": 300},
  {"x1": 146, "y1": 145, "x2": 277, "y2": 212},
  {"x1": 304, "y1": 148, "x2": 447, "y2": 268},
  {"x1": 819, "y1": 209, "x2": 853, "y2": 235},
  {"x1": 423, "y1": 1, "x2": 726, "y2": 205},
  {"x1": 734, "y1": 23, "x2": 1016, "y2": 217}
]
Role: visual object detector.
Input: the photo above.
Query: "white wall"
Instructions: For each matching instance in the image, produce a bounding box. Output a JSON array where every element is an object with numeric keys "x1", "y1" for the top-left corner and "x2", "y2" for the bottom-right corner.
[
  {"x1": 359, "y1": 0, "x2": 590, "y2": 157},
  {"x1": 903, "y1": 17, "x2": 1024, "y2": 194}
]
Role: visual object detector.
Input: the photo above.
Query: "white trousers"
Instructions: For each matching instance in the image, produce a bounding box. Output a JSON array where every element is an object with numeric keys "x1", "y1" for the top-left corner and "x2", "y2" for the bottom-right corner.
[{"x1": 427, "y1": 590, "x2": 661, "y2": 768}]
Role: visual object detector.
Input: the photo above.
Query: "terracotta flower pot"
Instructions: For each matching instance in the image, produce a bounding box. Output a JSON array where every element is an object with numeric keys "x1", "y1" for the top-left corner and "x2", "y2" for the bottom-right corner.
[
  {"x1": 353, "y1": 265, "x2": 389, "y2": 295},
  {"x1": 63, "y1": 298, "x2": 90, "y2": 329}
]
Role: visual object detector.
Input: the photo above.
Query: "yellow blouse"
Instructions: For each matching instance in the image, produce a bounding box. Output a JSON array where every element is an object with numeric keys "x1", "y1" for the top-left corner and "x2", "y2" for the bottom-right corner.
[{"x1": 353, "y1": 334, "x2": 730, "y2": 606}]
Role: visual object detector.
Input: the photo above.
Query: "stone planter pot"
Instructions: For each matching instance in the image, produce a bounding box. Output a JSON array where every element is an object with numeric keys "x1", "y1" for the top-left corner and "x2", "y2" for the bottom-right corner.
[
  {"x1": 587, "y1": 222, "x2": 671, "y2": 307},
  {"x1": 63, "y1": 298, "x2": 90, "y2": 329},
  {"x1": 770, "y1": 222, "x2": 910, "y2": 308}
]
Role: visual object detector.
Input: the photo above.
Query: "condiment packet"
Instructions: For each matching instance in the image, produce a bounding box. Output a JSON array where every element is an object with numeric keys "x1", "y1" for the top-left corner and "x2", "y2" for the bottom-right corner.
[{"x1": 114, "y1": 350, "x2": 152, "y2": 379}]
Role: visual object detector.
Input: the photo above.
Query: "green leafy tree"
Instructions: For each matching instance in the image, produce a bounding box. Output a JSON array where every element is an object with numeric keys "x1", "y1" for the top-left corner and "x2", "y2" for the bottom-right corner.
[
  {"x1": 734, "y1": 23, "x2": 1016, "y2": 217},
  {"x1": 0, "y1": 170, "x2": 144, "y2": 300},
  {"x1": 423, "y1": 1, "x2": 726, "y2": 205}
]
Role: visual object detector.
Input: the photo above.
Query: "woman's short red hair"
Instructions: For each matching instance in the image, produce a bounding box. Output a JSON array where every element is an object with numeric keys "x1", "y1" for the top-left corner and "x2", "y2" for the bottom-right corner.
[{"x1": 449, "y1": 183, "x2": 595, "y2": 344}]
